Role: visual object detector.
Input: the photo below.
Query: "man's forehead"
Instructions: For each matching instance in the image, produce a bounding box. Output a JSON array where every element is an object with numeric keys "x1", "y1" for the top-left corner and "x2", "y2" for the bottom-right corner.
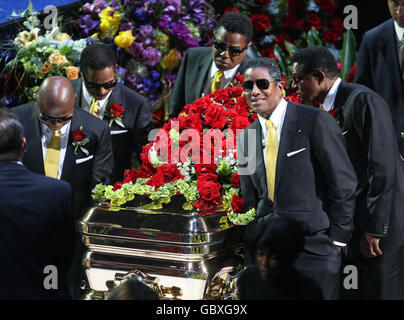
[
  {"x1": 214, "y1": 26, "x2": 247, "y2": 45},
  {"x1": 245, "y1": 67, "x2": 270, "y2": 78}
]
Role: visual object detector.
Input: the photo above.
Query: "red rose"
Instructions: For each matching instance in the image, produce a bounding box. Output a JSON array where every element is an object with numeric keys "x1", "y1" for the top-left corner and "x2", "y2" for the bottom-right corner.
[
  {"x1": 347, "y1": 65, "x2": 357, "y2": 83},
  {"x1": 229, "y1": 115, "x2": 251, "y2": 131},
  {"x1": 108, "y1": 103, "x2": 124, "y2": 118},
  {"x1": 234, "y1": 74, "x2": 244, "y2": 85},
  {"x1": 305, "y1": 13, "x2": 323, "y2": 31},
  {"x1": 274, "y1": 34, "x2": 292, "y2": 50},
  {"x1": 250, "y1": 13, "x2": 271, "y2": 33},
  {"x1": 315, "y1": 0, "x2": 338, "y2": 15},
  {"x1": 328, "y1": 108, "x2": 338, "y2": 118},
  {"x1": 156, "y1": 163, "x2": 184, "y2": 183},
  {"x1": 224, "y1": 7, "x2": 240, "y2": 14},
  {"x1": 227, "y1": 86, "x2": 244, "y2": 98},
  {"x1": 203, "y1": 104, "x2": 228, "y2": 129},
  {"x1": 71, "y1": 130, "x2": 85, "y2": 141},
  {"x1": 211, "y1": 88, "x2": 230, "y2": 102},
  {"x1": 145, "y1": 172, "x2": 165, "y2": 189},
  {"x1": 231, "y1": 194, "x2": 244, "y2": 213},
  {"x1": 260, "y1": 46, "x2": 276, "y2": 59},
  {"x1": 113, "y1": 181, "x2": 124, "y2": 191},
  {"x1": 194, "y1": 163, "x2": 217, "y2": 175},
  {"x1": 231, "y1": 173, "x2": 240, "y2": 188},
  {"x1": 321, "y1": 29, "x2": 341, "y2": 45},
  {"x1": 196, "y1": 174, "x2": 222, "y2": 203},
  {"x1": 283, "y1": 15, "x2": 304, "y2": 30},
  {"x1": 178, "y1": 113, "x2": 203, "y2": 131},
  {"x1": 284, "y1": 93, "x2": 302, "y2": 104}
]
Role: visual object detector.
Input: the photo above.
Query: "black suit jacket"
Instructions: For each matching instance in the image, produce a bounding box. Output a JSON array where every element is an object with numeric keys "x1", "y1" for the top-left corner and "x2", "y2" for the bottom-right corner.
[
  {"x1": 334, "y1": 81, "x2": 404, "y2": 247},
  {"x1": 168, "y1": 47, "x2": 252, "y2": 118},
  {"x1": 13, "y1": 102, "x2": 114, "y2": 218},
  {"x1": 354, "y1": 18, "x2": 404, "y2": 155},
  {"x1": 71, "y1": 78, "x2": 153, "y2": 181},
  {"x1": 0, "y1": 162, "x2": 75, "y2": 299},
  {"x1": 238, "y1": 102, "x2": 357, "y2": 254}
]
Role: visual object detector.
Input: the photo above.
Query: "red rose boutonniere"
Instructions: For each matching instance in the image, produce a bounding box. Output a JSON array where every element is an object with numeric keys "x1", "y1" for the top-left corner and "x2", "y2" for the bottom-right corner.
[
  {"x1": 328, "y1": 107, "x2": 342, "y2": 126},
  {"x1": 105, "y1": 103, "x2": 125, "y2": 128},
  {"x1": 71, "y1": 126, "x2": 90, "y2": 155}
]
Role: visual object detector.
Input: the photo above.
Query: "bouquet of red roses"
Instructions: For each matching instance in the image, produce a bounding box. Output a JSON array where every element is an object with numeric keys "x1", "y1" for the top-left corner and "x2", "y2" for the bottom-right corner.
[{"x1": 92, "y1": 78, "x2": 257, "y2": 224}]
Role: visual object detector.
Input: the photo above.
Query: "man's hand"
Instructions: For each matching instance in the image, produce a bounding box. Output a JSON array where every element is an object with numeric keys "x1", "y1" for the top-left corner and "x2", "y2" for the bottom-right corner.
[{"x1": 360, "y1": 232, "x2": 382, "y2": 257}]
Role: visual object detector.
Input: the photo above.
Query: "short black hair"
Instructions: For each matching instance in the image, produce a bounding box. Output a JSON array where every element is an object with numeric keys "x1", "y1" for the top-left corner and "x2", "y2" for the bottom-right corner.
[
  {"x1": 291, "y1": 46, "x2": 340, "y2": 78},
  {"x1": 216, "y1": 12, "x2": 253, "y2": 44},
  {"x1": 107, "y1": 279, "x2": 160, "y2": 300},
  {"x1": 247, "y1": 217, "x2": 305, "y2": 265},
  {"x1": 0, "y1": 108, "x2": 25, "y2": 162},
  {"x1": 79, "y1": 42, "x2": 117, "y2": 77},
  {"x1": 244, "y1": 57, "x2": 282, "y2": 83}
]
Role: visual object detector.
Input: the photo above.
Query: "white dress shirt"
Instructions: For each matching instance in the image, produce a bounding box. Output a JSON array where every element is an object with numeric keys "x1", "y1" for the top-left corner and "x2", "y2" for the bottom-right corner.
[
  {"x1": 321, "y1": 77, "x2": 342, "y2": 111},
  {"x1": 258, "y1": 98, "x2": 345, "y2": 247},
  {"x1": 41, "y1": 121, "x2": 71, "y2": 180},
  {"x1": 81, "y1": 82, "x2": 113, "y2": 120},
  {"x1": 394, "y1": 21, "x2": 404, "y2": 69},
  {"x1": 202, "y1": 61, "x2": 240, "y2": 95}
]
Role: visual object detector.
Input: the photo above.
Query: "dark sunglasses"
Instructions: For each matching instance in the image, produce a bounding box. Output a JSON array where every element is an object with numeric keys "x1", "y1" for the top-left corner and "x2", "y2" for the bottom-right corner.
[
  {"x1": 83, "y1": 76, "x2": 118, "y2": 90},
  {"x1": 39, "y1": 113, "x2": 73, "y2": 123},
  {"x1": 213, "y1": 40, "x2": 248, "y2": 57},
  {"x1": 243, "y1": 79, "x2": 273, "y2": 93}
]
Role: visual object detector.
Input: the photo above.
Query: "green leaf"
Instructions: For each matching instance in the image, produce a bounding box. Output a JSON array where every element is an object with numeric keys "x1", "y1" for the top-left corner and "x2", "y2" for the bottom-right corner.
[
  {"x1": 340, "y1": 29, "x2": 357, "y2": 81},
  {"x1": 284, "y1": 41, "x2": 298, "y2": 58},
  {"x1": 247, "y1": 44, "x2": 262, "y2": 59},
  {"x1": 80, "y1": 147, "x2": 89, "y2": 156},
  {"x1": 307, "y1": 27, "x2": 323, "y2": 47},
  {"x1": 59, "y1": 46, "x2": 72, "y2": 56},
  {"x1": 274, "y1": 44, "x2": 287, "y2": 76},
  {"x1": 114, "y1": 119, "x2": 125, "y2": 128}
]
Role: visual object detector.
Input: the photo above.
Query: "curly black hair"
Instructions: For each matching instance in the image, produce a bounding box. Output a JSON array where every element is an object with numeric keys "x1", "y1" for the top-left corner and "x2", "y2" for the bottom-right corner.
[
  {"x1": 216, "y1": 12, "x2": 253, "y2": 44},
  {"x1": 79, "y1": 42, "x2": 117, "y2": 77}
]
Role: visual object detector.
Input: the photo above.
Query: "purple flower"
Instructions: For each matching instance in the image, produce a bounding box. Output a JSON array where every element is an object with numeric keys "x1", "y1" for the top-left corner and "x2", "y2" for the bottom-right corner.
[
  {"x1": 138, "y1": 25, "x2": 154, "y2": 42},
  {"x1": 82, "y1": 0, "x2": 107, "y2": 14},
  {"x1": 120, "y1": 22, "x2": 135, "y2": 31},
  {"x1": 183, "y1": 36, "x2": 199, "y2": 48},
  {"x1": 171, "y1": 24, "x2": 190, "y2": 39},
  {"x1": 157, "y1": 15, "x2": 172, "y2": 29},
  {"x1": 129, "y1": 42, "x2": 143, "y2": 57},
  {"x1": 142, "y1": 47, "x2": 162, "y2": 67},
  {"x1": 165, "y1": 0, "x2": 181, "y2": 13},
  {"x1": 79, "y1": 15, "x2": 100, "y2": 36}
]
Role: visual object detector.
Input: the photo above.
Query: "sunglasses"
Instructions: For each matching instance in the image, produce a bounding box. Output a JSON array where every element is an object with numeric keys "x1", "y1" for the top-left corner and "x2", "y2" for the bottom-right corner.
[
  {"x1": 213, "y1": 40, "x2": 248, "y2": 57},
  {"x1": 83, "y1": 76, "x2": 118, "y2": 90},
  {"x1": 39, "y1": 113, "x2": 73, "y2": 124},
  {"x1": 243, "y1": 79, "x2": 273, "y2": 93}
]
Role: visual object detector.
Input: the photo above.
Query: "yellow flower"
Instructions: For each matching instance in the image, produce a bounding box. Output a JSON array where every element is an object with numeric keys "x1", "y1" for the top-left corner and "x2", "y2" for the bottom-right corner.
[
  {"x1": 48, "y1": 53, "x2": 69, "y2": 65},
  {"x1": 155, "y1": 31, "x2": 170, "y2": 51},
  {"x1": 54, "y1": 33, "x2": 71, "y2": 42},
  {"x1": 38, "y1": 62, "x2": 52, "y2": 79},
  {"x1": 114, "y1": 30, "x2": 136, "y2": 52},
  {"x1": 161, "y1": 48, "x2": 181, "y2": 72},
  {"x1": 14, "y1": 28, "x2": 40, "y2": 47},
  {"x1": 99, "y1": 7, "x2": 121, "y2": 39},
  {"x1": 65, "y1": 66, "x2": 80, "y2": 80}
]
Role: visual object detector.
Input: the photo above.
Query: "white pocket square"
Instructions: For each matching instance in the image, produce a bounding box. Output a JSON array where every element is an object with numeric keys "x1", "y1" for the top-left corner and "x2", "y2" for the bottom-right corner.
[
  {"x1": 287, "y1": 148, "x2": 306, "y2": 157},
  {"x1": 110, "y1": 129, "x2": 128, "y2": 135},
  {"x1": 342, "y1": 131, "x2": 348, "y2": 135},
  {"x1": 76, "y1": 155, "x2": 94, "y2": 164}
]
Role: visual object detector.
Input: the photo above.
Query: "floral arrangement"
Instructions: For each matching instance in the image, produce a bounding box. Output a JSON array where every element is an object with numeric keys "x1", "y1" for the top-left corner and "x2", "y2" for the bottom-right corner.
[
  {"x1": 216, "y1": 0, "x2": 356, "y2": 91},
  {"x1": 0, "y1": 13, "x2": 86, "y2": 104},
  {"x1": 78, "y1": 0, "x2": 215, "y2": 123},
  {"x1": 92, "y1": 78, "x2": 256, "y2": 225}
]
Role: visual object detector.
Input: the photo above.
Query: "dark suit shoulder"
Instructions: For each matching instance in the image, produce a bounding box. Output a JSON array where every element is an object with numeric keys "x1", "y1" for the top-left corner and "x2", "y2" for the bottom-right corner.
[
  {"x1": 114, "y1": 83, "x2": 150, "y2": 108},
  {"x1": 12, "y1": 101, "x2": 36, "y2": 115},
  {"x1": 73, "y1": 107, "x2": 109, "y2": 130},
  {"x1": 362, "y1": 19, "x2": 393, "y2": 44},
  {"x1": 185, "y1": 46, "x2": 211, "y2": 57}
]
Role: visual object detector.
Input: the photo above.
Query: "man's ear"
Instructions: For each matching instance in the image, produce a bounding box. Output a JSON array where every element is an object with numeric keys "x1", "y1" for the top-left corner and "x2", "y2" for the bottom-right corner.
[
  {"x1": 21, "y1": 137, "x2": 27, "y2": 153},
  {"x1": 312, "y1": 70, "x2": 325, "y2": 84}
]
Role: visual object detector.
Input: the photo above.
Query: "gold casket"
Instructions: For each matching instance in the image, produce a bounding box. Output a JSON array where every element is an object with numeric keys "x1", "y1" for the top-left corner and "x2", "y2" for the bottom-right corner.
[{"x1": 79, "y1": 198, "x2": 245, "y2": 300}]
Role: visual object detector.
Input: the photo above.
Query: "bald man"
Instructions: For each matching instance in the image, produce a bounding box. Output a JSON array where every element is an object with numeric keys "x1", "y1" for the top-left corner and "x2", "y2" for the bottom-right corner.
[{"x1": 13, "y1": 76, "x2": 114, "y2": 219}]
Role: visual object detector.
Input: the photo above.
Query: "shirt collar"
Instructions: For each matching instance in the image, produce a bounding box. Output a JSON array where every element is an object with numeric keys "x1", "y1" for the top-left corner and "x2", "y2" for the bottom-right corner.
[
  {"x1": 210, "y1": 61, "x2": 240, "y2": 80},
  {"x1": 41, "y1": 120, "x2": 70, "y2": 139},
  {"x1": 322, "y1": 77, "x2": 342, "y2": 111},
  {"x1": 394, "y1": 21, "x2": 404, "y2": 41},
  {"x1": 258, "y1": 98, "x2": 288, "y2": 130}
]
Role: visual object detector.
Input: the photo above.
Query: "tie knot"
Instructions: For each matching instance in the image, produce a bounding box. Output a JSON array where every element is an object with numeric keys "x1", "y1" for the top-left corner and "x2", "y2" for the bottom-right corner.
[
  {"x1": 53, "y1": 130, "x2": 61, "y2": 137},
  {"x1": 265, "y1": 119, "x2": 274, "y2": 129}
]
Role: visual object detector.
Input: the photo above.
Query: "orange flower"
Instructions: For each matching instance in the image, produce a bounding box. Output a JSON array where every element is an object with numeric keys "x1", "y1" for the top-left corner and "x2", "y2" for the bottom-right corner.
[
  {"x1": 65, "y1": 66, "x2": 80, "y2": 80},
  {"x1": 38, "y1": 62, "x2": 52, "y2": 79},
  {"x1": 48, "y1": 53, "x2": 68, "y2": 65}
]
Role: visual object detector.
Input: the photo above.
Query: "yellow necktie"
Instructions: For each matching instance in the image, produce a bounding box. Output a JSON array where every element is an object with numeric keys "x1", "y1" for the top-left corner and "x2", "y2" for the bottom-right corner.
[
  {"x1": 210, "y1": 70, "x2": 224, "y2": 93},
  {"x1": 89, "y1": 98, "x2": 100, "y2": 117},
  {"x1": 319, "y1": 104, "x2": 324, "y2": 110},
  {"x1": 44, "y1": 130, "x2": 61, "y2": 179},
  {"x1": 265, "y1": 119, "x2": 278, "y2": 201}
]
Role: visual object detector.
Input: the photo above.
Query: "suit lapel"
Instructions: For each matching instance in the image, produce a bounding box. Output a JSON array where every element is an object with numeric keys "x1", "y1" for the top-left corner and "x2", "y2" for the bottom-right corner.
[
  {"x1": 61, "y1": 109, "x2": 81, "y2": 181},
  {"x1": 194, "y1": 53, "x2": 212, "y2": 98},
  {"x1": 24, "y1": 105, "x2": 45, "y2": 175},
  {"x1": 382, "y1": 20, "x2": 403, "y2": 90},
  {"x1": 72, "y1": 78, "x2": 83, "y2": 108},
  {"x1": 275, "y1": 102, "x2": 298, "y2": 195}
]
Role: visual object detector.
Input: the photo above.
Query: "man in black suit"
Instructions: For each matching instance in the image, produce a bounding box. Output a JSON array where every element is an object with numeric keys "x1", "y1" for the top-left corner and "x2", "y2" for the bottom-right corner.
[
  {"x1": 72, "y1": 42, "x2": 153, "y2": 181},
  {"x1": 238, "y1": 58, "x2": 357, "y2": 300},
  {"x1": 0, "y1": 109, "x2": 75, "y2": 299},
  {"x1": 291, "y1": 46, "x2": 404, "y2": 299},
  {"x1": 168, "y1": 11, "x2": 253, "y2": 118},
  {"x1": 354, "y1": 0, "x2": 404, "y2": 157},
  {"x1": 13, "y1": 76, "x2": 114, "y2": 219}
]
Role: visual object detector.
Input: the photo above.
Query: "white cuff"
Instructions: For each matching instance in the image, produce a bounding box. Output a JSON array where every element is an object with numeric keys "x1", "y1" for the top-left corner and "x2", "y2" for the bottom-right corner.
[{"x1": 333, "y1": 241, "x2": 346, "y2": 247}]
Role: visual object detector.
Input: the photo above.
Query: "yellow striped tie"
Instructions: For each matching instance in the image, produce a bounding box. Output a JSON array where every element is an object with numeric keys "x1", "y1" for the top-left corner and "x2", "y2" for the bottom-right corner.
[
  {"x1": 210, "y1": 70, "x2": 224, "y2": 93},
  {"x1": 44, "y1": 130, "x2": 61, "y2": 179},
  {"x1": 265, "y1": 119, "x2": 278, "y2": 201},
  {"x1": 89, "y1": 98, "x2": 100, "y2": 117}
]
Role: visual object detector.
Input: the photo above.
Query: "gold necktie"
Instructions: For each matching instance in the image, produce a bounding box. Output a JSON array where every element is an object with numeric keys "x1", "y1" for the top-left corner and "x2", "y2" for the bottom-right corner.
[
  {"x1": 319, "y1": 104, "x2": 324, "y2": 110},
  {"x1": 44, "y1": 130, "x2": 61, "y2": 179},
  {"x1": 265, "y1": 119, "x2": 278, "y2": 201},
  {"x1": 89, "y1": 98, "x2": 100, "y2": 117},
  {"x1": 210, "y1": 70, "x2": 224, "y2": 93}
]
